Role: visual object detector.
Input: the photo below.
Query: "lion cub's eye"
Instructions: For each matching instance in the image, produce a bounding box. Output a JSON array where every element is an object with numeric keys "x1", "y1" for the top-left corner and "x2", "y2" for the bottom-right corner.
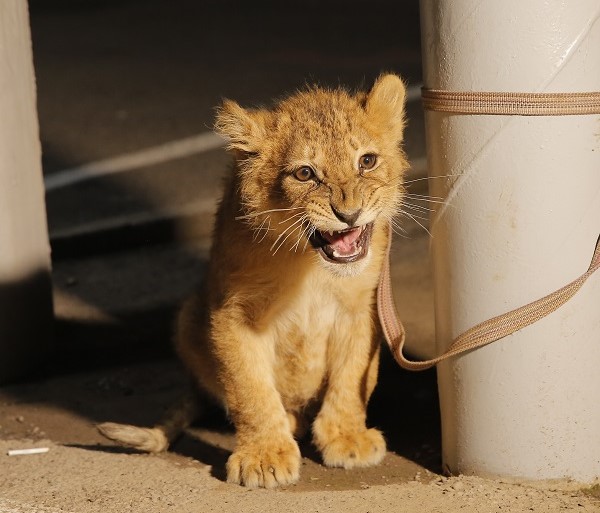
[
  {"x1": 358, "y1": 154, "x2": 377, "y2": 171},
  {"x1": 293, "y1": 166, "x2": 315, "y2": 182}
]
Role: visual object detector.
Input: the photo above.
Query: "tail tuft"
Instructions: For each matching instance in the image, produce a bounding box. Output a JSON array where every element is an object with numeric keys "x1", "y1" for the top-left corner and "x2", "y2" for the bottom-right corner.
[{"x1": 97, "y1": 422, "x2": 169, "y2": 453}]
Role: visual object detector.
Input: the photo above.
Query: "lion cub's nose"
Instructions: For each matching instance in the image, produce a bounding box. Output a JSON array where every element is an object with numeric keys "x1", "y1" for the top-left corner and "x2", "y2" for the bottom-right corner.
[{"x1": 332, "y1": 207, "x2": 362, "y2": 227}]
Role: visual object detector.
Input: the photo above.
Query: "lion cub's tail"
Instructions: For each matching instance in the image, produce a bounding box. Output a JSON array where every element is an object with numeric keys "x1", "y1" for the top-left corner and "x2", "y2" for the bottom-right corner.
[{"x1": 97, "y1": 391, "x2": 199, "y2": 453}]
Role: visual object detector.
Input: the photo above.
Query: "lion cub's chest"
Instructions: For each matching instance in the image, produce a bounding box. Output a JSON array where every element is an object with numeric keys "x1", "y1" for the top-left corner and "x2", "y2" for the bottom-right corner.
[{"x1": 271, "y1": 277, "x2": 339, "y2": 410}]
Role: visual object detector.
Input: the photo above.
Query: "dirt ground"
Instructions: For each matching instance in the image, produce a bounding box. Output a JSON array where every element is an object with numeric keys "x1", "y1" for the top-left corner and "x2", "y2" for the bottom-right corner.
[{"x1": 1, "y1": 360, "x2": 599, "y2": 513}]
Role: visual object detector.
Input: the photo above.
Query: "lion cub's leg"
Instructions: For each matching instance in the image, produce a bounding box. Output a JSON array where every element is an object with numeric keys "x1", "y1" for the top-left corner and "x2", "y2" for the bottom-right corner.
[
  {"x1": 212, "y1": 317, "x2": 301, "y2": 488},
  {"x1": 312, "y1": 309, "x2": 385, "y2": 468}
]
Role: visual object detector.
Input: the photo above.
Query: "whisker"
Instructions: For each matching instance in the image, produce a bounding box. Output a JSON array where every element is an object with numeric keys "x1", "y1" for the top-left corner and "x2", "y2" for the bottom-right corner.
[
  {"x1": 277, "y1": 212, "x2": 308, "y2": 251},
  {"x1": 302, "y1": 225, "x2": 316, "y2": 253},
  {"x1": 291, "y1": 218, "x2": 311, "y2": 253},
  {"x1": 257, "y1": 218, "x2": 272, "y2": 243},
  {"x1": 271, "y1": 216, "x2": 306, "y2": 255},
  {"x1": 273, "y1": 224, "x2": 304, "y2": 256},
  {"x1": 400, "y1": 209, "x2": 429, "y2": 222},
  {"x1": 252, "y1": 216, "x2": 271, "y2": 242},
  {"x1": 391, "y1": 222, "x2": 409, "y2": 239},
  {"x1": 399, "y1": 210, "x2": 432, "y2": 237},
  {"x1": 300, "y1": 222, "x2": 314, "y2": 252},
  {"x1": 289, "y1": 215, "x2": 308, "y2": 252},
  {"x1": 391, "y1": 219, "x2": 406, "y2": 232},
  {"x1": 278, "y1": 211, "x2": 306, "y2": 224},
  {"x1": 402, "y1": 201, "x2": 435, "y2": 214},
  {"x1": 404, "y1": 197, "x2": 447, "y2": 207},
  {"x1": 402, "y1": 173, "x2": 462, "y2": 185},
  {"x1": 270, "y1": 223, "x2": 297, "y2": 253},
  {"x1": 404, "y1": 192, "x2": 445, "y2": 202},
  {"x1": 379, "y1": 211, "x2": 410, "y2": 239}
]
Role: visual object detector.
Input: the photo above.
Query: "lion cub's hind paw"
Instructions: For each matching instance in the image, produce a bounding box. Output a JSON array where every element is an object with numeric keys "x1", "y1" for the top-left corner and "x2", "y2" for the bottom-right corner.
[
  {"x1": 320, "y1": 428, "x2": 386, "y2": 469},
  {"x1": 97, "y1": 422, "x2": 169, "y2": 453},
  {"x1": 226, "y1": 440, "x2": 301, "y2": 488}
]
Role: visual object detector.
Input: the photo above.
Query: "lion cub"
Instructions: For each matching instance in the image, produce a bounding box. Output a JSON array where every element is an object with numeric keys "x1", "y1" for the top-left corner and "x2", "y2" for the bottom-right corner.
[{"x1": 99, "y1": 74, "x2": 408, "y2": 488}]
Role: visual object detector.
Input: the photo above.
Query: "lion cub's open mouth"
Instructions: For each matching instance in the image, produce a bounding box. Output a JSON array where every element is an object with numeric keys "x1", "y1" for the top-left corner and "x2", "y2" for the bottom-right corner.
[{"x1": 309, "y1": 223, "x2": 374, "y2": 264}]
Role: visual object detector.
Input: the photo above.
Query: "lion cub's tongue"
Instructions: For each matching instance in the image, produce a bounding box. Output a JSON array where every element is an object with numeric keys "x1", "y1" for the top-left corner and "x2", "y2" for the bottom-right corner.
[{"x1": 321, "y1": 227, "x2": 362, "y2": 256}]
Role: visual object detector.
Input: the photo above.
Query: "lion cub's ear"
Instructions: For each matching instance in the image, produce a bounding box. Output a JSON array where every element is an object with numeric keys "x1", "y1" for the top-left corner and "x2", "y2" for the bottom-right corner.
[
  {"x1": 365, "y1": 74, "x2": 407, "y2": 143},
  {"x1": 214, "y1": 99, "x2": 270, "y2": 154}
]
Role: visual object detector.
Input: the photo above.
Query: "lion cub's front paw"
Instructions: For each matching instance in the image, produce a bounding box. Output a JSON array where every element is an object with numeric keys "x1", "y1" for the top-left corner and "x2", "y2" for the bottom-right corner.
[
  {"x1": 226, "y1": 437, "x2": 301, "y2": 488},
  {"x1": 317, "y1": 427, "x2": 386, "y2": 469}
]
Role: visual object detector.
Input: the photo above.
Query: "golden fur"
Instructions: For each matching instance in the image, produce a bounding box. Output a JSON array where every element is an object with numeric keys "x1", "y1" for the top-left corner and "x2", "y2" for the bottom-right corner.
[{"x1": 99, "y1": 74, "x2": 409, "y2": 488}]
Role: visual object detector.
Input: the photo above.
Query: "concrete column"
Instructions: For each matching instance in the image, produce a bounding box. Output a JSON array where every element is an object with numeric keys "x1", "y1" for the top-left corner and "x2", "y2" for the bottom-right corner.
[
  {"x1": 421, "y1": 0, "x2": 600, "y2": 482},
  {"x1": 0, "y1": 1, "x2": 53, "y2": 383}
]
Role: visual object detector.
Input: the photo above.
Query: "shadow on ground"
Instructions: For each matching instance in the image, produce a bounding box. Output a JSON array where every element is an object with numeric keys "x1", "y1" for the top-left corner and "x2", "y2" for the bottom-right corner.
[{"x1": 0, "y1": 345, "x2": 441, "y2": 492}]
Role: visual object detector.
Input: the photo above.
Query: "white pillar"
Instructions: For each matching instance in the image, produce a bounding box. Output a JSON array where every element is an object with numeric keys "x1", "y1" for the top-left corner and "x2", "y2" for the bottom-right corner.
[
  {"x1": 0, "y1": 1, "x2": 53, "y2": 383},
  {"x1": 421, "y1": 0, "x2": 600, "y2": 481}
]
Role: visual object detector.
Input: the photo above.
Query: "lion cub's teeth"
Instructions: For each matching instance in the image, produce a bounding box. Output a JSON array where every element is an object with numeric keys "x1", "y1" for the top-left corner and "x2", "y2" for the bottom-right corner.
[
  {"x1": 332, "y1": 247, "x2": 360, "y2": 259},
  {"x1": 328, "y1": 230, "x2": 334, "y2": 236}
]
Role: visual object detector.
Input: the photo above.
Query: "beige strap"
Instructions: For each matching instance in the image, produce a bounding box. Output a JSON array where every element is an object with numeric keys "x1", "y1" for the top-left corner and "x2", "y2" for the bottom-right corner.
[
  {"x1": 378, "y1": 88, "x2": 600, "y2": 370},
  {"x1": 378, "y1": 227, "x2": 600, "y2": 371},
  {"x1": 422, "y1": 89, "x2": 600, "y2": 115}
]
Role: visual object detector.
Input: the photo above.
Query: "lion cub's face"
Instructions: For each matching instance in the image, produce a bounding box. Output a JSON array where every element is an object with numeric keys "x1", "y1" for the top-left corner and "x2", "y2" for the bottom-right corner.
[{"x1": 216, "y1": 74, "x2": 408, "y2": 276}]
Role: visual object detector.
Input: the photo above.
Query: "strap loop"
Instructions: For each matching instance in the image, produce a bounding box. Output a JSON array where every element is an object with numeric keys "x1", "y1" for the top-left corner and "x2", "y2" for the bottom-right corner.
[
  {"x1": 378, "y1": 226, "x2": 600, "y2": 371},
  {"x1": 422, "y1": 89, "x2": 600, "y2": 116}
]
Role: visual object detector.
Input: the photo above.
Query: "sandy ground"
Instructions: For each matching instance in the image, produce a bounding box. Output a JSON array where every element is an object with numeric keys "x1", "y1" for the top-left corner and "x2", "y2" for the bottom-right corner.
[
  {"x1": 0, "y1": 360, "x2": 600, "y2": 513},
  {"x1": 0, "y1": 435, "x2": 598, "y2": 513}
]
